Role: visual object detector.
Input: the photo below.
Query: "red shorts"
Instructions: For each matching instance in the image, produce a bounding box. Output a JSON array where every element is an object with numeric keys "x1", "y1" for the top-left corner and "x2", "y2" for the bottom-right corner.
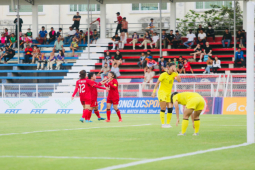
[
  {"x1": 107, "y1": 99, "x2": 119, "y2": 105},
  {"x1": 90, "y1": 100, "x2": 98, "y2": 108},
  {"x1": 80, "y1": 99, "x2": 91, "y2": 105}
]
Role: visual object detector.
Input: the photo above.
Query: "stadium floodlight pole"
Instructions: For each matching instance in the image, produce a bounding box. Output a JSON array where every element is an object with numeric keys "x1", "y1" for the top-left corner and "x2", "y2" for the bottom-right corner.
[
  {"x1": 87, "y1": 0, "x2": 90, "y2": 60},
  {"x1": 246, "y1": 1, "x2": 255, "y2": 143},
  {"x1": 17, "y1": 0, "x2": 20, "y2": 63},
  {"x1": 159, "y1": 0, "x2": 162, "y2": 58},
  {"x1": 233, "y1": 0, "x2": 236, "y2": 57}
]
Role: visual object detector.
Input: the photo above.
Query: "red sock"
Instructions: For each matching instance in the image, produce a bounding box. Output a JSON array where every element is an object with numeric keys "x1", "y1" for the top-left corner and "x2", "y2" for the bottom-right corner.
[
  {"x1": 107, "y1": 109, "x2": 111, "y2": 120},
  {"x1": 88, "y1": 110, "x2": 92, "y2": 120},
  {"x1": 116, "y1": 109, "x2": 122, "y2": 119},
  {"x1": 83, "y1": 109, "x2": 89, "y2": 120},
  {"x1": 94, "y1": 110, "x2": 101, "y2": 118},
  {"x1": 82, "y1": 109, "x2": 86, "y2": 119}
]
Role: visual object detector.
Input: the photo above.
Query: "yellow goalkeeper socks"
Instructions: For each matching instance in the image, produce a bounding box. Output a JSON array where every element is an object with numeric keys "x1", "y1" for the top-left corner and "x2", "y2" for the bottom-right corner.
[
  {"x1": 182, "y1": 119, "x2": 189, "y2": 134},
  {"x1": 160, "y1": 110, "x2": 165, "y2": 124},
  {"x1": 194, "y1": 119, "x2": 200, "y2": 134},
  {"x1": 166, "y1": 113, "x2": 172, "y2": 124}
]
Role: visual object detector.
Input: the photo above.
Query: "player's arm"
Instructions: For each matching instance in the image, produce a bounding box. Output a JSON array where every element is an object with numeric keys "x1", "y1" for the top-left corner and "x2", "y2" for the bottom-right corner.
[
  {"x1": 71, "y1": 83, "x2": 78, "y2": 100},
  {"x1": 174, "y1": 101, "x2": 180, "y2": 126},
  {"x1": 175, "y1": 75, "x2": 181, "y2": 82},
  {"x1": 151, "y1": 80, "x2": 160, "y2": 98}
]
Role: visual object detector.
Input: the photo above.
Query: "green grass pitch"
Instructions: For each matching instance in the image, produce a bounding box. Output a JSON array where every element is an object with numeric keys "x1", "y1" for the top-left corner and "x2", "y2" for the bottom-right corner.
[{"x1": 0, "y1": 114, "x2": 254, "y2": 170}]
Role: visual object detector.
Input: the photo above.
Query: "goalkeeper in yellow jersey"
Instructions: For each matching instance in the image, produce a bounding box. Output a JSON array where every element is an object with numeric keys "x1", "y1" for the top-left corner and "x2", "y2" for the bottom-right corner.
[
  {"x1": 151, "y1": 63, "x2": 181, "y2": 128},
  {"x1": 171, "y1": 92, "x2": 205, "y2": 136}
]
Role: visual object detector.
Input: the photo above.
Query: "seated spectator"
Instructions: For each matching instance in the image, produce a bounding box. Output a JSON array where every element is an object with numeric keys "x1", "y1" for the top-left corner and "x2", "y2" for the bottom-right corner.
[
  {"x1": 119, "y1": 32, "x2": 127, "y2": 50},
  {"x1": 138, "y1": 52, "x2": 146, "y2": 68},
  {"x1": 79, "y1": 30, "x2": 84, "y2": 43},
  {"x1": 64, "y1": 26, "x2": 76, "y2": 44},
  {"x1": 206, "y1": 25, "x2": 215, "y2": 42},
  {"x1": 172, "y1": 58, "x2": 178, "y2": 70},
  {"x1": 121, "y1": 17, "x2": 129, "y2": 38},
  {"x1": 49, "y1": 27, "x2": 56, "y2": 44},
  {"x1": 159, "y1": 57, "x2": 167, "y2": 73},
  {"x1": 37, "y1": 53, "x2": 46, "y2": 70},
  {"x1": 130, "y1": 32, "x2": 139, "y2": 50},
  {"x1": 74, "y1": 28, "x2": 81, "y2": 44},
  {"x1": 0, "y1": 33, "x2": 7, "y2": 47},
  {"x1": 182, "y1": 59, "x2": 194, "y2": 74},
  {"x1": 196, "y1": 25, "x2": 205, "y2": 39},
  {"x1": 36, "y1": 26, "x2": 47, "y2": 44},
  {"x1": 234, "y1": 48, "x2": 245, "y2": 68},
  {"x1": 166, "y1": 58, "x2": 172, "y2": 65},
  {"x1": 167, "y1": 30, "x2": 175, "y2": 46},
  {"x1": 23, "y1": 34, "x2": 32, "y2": 49},
  {"x1": 172, "y1": 30, "x2": 182, "y2": 49},
  {"x1": 142, "y1": 68, "x2": 155, "y2": 89},
  {"x1": 19, "y1": 33, "x2": 24, "y2": 49},
  {"x1": 112, "y1": 50, "x2": 122, "y2": 66},
  {"x1": 139, "y1": 31, "x2": 151, "y2": 50},
  {"x1": 146, "y1": 56, "x2": 157, "y2": 72},
  {"x1": 91, "y1": 29, "x2": 99, "y2": 44},
  {"x1": 70, "y1": 37, "x2": 79, "y2": 57},
  {"x1": 56, "y1": 50, "x2": 65, "y2": 70},
  {"x1": 204, "y1": 56, "x2": 213, "y2": 74},
  {"x1": 26, "y1": 28, "x2": 32, "y2": 38},
  {"x1": 222, "y1": 28, "x2": 232, "y2": 48},
  {"x1": 111, "y1": 33, "x2": 120, "y2": 50},
  {"x1": 57, "y1": 28, "x2": 63, "y2": 40},
  {"x1": 9, "y1": 33, "x2": 17, "y2": 49},
  {"x1": 150, "y1": 32, "x2": 159, "y2": 49},
  {"x1": 98, "y1": 63, "x2": 110, "y2": 80},
  {"x1": 158, "y1": 30, "x2": 168, "y2": 49},
  {"x1": 54, "y1": 37, "x2": 65, "y2": 53},
  {"x1": 197, "y1": 29, "x2": 206, "y2": 48},
  {"x1": 190, "y1": 44, "x2": 202, "y2": 60},
  {"x1": 178, "y1": 56, "x2": 184, "y2": 73},
  {"x1": 242, "y1": 29, "x2": 246, "y2": 45},
  {"x1": 0, "y1": 46, "x2": 15, "y2": 64},
  {"x1": 111, "y1": 63, "x2": 121, "y2": 77},
  {"x1": 183, "y1": 29, "x2": 195, "y2": 49},
  {"x1": 212, "y1": 56, "x2": 221, "y2": 74},
  {"x1": 32, "y1": 45, "x2": 41, "y2": 64},
  {"x1": 24, "y1": 44, "x2": 33, "y2": 64},
  {"x1": 47, "y1": 51, "x2": 56, "y2": 70},
  {"x1": 200, "y1": 42, "x2": 212, "y2": 62},
  {"x1": 85, "y1": 28, "x2": 93, "y2": 44},
  {"x1": 103, "y1": 50, "x2": 111, "y2": 67},
  {"x1": 4, "y1": 28, "x2": 10, "y2": 43},
  {"x1": 236, "y1": 30, "x2": 245, "y2": 48}
]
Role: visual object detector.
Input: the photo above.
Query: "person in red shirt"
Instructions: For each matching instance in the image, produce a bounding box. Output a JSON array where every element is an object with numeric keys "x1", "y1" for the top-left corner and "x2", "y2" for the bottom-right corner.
[
  {"x1": 115, "y1": 12, "x2": 122, "y2": 35},
  {"x1": 91, "y1": 18, "x2": 100, "y2": 27},
  {"x1": 72, "y1": 70, "x2": 107, "y2": 123},
  {"x1": 182, "y1": 59, "x2": 194, "y2": 74},
  {"x1": 104, "y1": 71, "x2": 122, "y2": 122},
  {"x1": 24, "y1": 44, "x2": 33, "y2": 64}
]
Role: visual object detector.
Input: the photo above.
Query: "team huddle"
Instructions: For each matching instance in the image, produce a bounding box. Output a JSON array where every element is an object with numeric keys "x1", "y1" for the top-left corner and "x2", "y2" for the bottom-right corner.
[{"x1": 73, "y1": 62, "x2": 205, "y2": 135}]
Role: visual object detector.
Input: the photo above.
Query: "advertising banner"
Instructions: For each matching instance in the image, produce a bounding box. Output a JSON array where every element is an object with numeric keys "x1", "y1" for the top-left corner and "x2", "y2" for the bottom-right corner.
[{"x1": 223, "y1": 97, "x2": 248, "y2": 115}]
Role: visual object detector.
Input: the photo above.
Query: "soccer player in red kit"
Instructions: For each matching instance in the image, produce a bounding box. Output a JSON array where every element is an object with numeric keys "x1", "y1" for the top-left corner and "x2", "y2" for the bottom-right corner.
[
  {"x1": 71, "y1": 70, "x2": 107, "y2": 123},
  {"x1": 104, "y1": 71, "x2": 122, "y2": 122}
]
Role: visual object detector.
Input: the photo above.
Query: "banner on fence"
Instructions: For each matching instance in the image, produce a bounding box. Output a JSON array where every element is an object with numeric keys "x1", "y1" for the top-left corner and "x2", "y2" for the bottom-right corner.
[{"x1": 223, "y1": 97, "x2": 247, "y2": 115}]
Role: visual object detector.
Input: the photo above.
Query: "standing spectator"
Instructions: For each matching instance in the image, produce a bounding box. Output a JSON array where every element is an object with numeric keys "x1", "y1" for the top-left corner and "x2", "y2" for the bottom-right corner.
[
  {"x1": 222, "y1": 28, "x2": 232, "y2": 48},
  {"x1": 112, "y1": 50, "x2": 122, "y2": 66},
  {"x1": 32, "y1": 45, "x2": 41, "y2": 64},
  {"x1": 0, "y1": 46, "x2": 15, "y2": 64},
  {"x1": 204, "y1": 56, "x2": 213, "y2": 74},
  {"x1": 26, "y1": 28, "x2": 32, "y2": 38},
  {"x1": 23, "y1": 34, "x2": 32, "y2": 49},
  {"x1": 24, "y1": 44, "x2": 33, "y2": 64},
  {"x1": 157, "y1": 30, "x2": 168, "y2": 49},
  {"x1": 197, "y1": 30, "x2": 206, "y2": 48},
  {"x1": 172, "y1": 30, "x2": 182, "y2": 49},
  {"x1": 190, "y1": 44, "x2": 202, "y2": 61},
  {"x1": 236, "y1": 30, "x2": 245, "y2": 48},
  {"x1": 212, "y1": 56, "x2": 221, "y2": 74},
  {"x1": 47, "y1": 51, "x2": 55, "y2": 70},
  {"x1": 14, "y1": 17, "x2": 23, "y2": 39},
  {"x1": 234, "y1": 48, "x2": 245, "y2": 68},
  {"x1": 206, "y1": 25, "x2": 215, "y2": 42},
  {"x1": 57, "y1": 28, "x2": 63, "y2": 38},
  {"x1": 0, "y1": 33, "x2": 7, "y2": 47},
  {"x1": 148, "y1": 18, "x2": 155, "y2": 35},
  {"x1": 159, "y1": 57, "x2": 167, "y2": 73},
  {"x1": 146, "y1": 56, "x2": 157, "y2": 72},
  {"x1": 142, "y1": 68, "x2": 155, "y2": 89},
  {"x1": 9, "y1": 33, "x2": 17, "y2": 49},
  {"x1": 121, "y1": 17, "x2": 129, "y2": 38},
  {"x1": 64, "y1": 27, "x2": 76, "y2": 44},
  {"x1": 70, "y1": 37, "x2": 79, "y2": 57},
  {"x1": 183, "y1": 29, "x2": 196, "y2": 49},
  {"x1": 130, "y1": 32, "x2": 139, "y2": 50},
  {"x1": 111, "y1": 63, "x2": 121, "y2": 77},
  {"x1": 49, "y1": 27, "x2": 56, "y2": 44},
  {"x1": 85, "y1": 28, "x2": 93, "y2": 44},
  {"x1": 200, "y1": 42, "x2": 212, "y2": 62},
  {"x1": 98, "y1": 63, "x2": 110, "y2": 80},
  {"x1": 139, "y1": 32, "x2": 151, "y2": 50},
  {"x1": 72, "y1": 12, "x2": 81, "y2": 29},
  {"x1": 167, "y1": 30, "x2": 175, "y2": 45},
  {"x1": 178, "y1": 56, "x2": 184, "y2": 73},
  {"x1": 182, "y1": 59, "x2": 194, "y2": 74},
  {"x1": 150, "y1": 32, "x2": 159, "y2": 49},
  {"x1": 91, "y1": 29, "x2": 99, "y2": 44},
  {"x1": 196, "y1": 25, "x2": 205, "y2": 39},
  {"x1": 115, "y1": 12, "x2": 123, "y2": 35},
  {"x1": 56, "y1": 50, "x2": 65, "y2": 70},
  {"x1": 137, "y1": 52, "x2": 146, "y2": 68},
  {"x1": 103, "y1": 50, "x2": 111, "y2": 67},
  {"x1": 111, "y1": 33, "x2": 120, "y2": 50},
  {"x1": 36, "y1": 26, "x2": 48, "y2": 44},
  {"x1": 119, "y1": 32, "x2": 127, "y2": 50},
  {"x1": 54, "y1": 37, "x2": 65, "y2": 53},
  {"x1": 37, "y1": 53, "x2": 46, "y2": 70}
]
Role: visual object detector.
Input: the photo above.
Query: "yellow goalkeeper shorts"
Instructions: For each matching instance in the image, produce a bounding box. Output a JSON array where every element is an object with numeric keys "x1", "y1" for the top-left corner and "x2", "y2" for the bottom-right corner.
[{"x1": 186, "y1": 97, "x2": 205, "y2": 111}]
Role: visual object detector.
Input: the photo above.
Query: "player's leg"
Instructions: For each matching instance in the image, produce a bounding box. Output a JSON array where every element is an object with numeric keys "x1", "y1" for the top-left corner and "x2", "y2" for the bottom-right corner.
[
  {"x1": 159, "y1": 101, "x2": 167, "y2": 128},
  {"x1": 193, "y1": 110, "x2": 202, "y2": 136},
  {"x1": 178, "y1": 108, "x2": 194, "y2": 135},
  {"x1": 80, "y1": 104, "x2": 86, "y2": 123},
  {"x1": 113, "y1": 104, "x2": 122, "y2": 122},
  {"x1": 84, "y1": 104, "x2": 92, "y2": 123},
  {"x1": 94, "y1": 106, "x2": 106, "y2": 121},
  {"x1": 165, "y1": 102, "x2": 173, "y2": 128},
  {"x1": 105, "y1": 103, "x2": 112, "y2": 122}
]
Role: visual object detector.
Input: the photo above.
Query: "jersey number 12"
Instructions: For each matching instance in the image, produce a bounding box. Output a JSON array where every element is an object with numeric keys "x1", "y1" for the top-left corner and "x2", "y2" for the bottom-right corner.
[{"x1": 79, "y1": 84, "x2": 85, "y2": 93}]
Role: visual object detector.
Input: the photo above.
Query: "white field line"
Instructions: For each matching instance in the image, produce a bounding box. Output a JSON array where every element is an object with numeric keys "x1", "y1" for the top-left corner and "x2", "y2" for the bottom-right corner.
[
  {"x1": 97, "y1": 143, "x2": 252, "y2": 170},
  {"x1": 0, "y1": 124, "x2": 151, "y2": 137},
  {"x1": 0, "y1": 156, "x2": 146, "y2": 160}
]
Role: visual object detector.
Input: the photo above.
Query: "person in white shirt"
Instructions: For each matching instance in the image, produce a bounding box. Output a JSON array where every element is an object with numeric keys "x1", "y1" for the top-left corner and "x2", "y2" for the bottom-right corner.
[
  {"x1": 119, "y1": 32, "x2": 127, "y2": 50},
  {"x1": 183, "y1": 30, "x2": 196, "y2": 49},
  {"x1": 64, "y1": 26, "x2": 76, "y2": 44},
  {"x1": 142, "y1": 68, "x2": 155, "y2": 89},
  {"x1": 212, "y1": 56, "x2": 221, "y2": 74},
  {"x1": 197, "y1": 29, "x2": 206, "y2": 48},
  {"x1": 150, "y1": 32, "x2": 159, "y2": 49}
]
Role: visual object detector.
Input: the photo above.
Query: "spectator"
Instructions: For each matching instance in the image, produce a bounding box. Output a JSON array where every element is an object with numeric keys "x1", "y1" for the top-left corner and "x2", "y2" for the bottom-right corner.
[
  {"x1": 91, "y1": 18, "x2": 100, "y2": 28},
  {"x1": 146, "y1": 56, "x2": 157, "y2": 72},
  {"x1": 196, "y1": 25, "x2": 205, "y2": 39},
  {"x1": 159, "y1": 57, "x2": 167, "y2": 73},
  {"x1": 79, "y1": 30, "x2": 84, "y2": 43},
  {"x1": 212, "y1": 56, "x2": 221, "y2": 74},
  {"x1": 167, "y1": 30, "x2": 175, "y2": 46},
  {"x1": 4, "y1": 28, "x2": 10, "y2": 43},
  {"x1": 57, "y1": 28, "x2": 63, "y2": 38},
  {"x1": 150, "y1": 32, "x2": 159, "y2": 49},
  {"x1": 0, "y1": 46, "x2": 15, "y2": 64},
  {"x1": 206, "y1": 25, "x2": 215, "y2": 42},
  {"x1": 111, "y1": 33, "x2": 120, "y2": 50},
  {"x1": 119, "y1": 32, "x2": 127, "y2": 50},
  {"x1": 91, "y1": 29, "x2": 99, "y2": 44},
  {"x1": 64, "y1": 27, "x2": 76, "y2": 44},
  {"x1": 18, "y1": 33, "x2": 24, "y2": 49},
  {"x1": 36, "y1": 26, "x2": 47, "y2": 44},
  {"x1": 234, "y1": 48, "x2": 245, "y2": 68},
  {"x1": 103, "y1": 50, "x2": 111, "y2": 67},
  {"x1": 37, "y1": 53, "x2": 46, "y2": 70},
  {"x1": 26, "y1": 28, "x2": 32, "y2": 38},
  {"x1": 32, "y1": 45, "x2": 41, "y2": 64},
  {"x1": 182, "y1": 59, "x2": 194, "y2": 74},
  {"x1": 56, "y1": 50, "x2": 65, "y2": 70},
  {"x1": 130, "y1": 32, "x2": 139, "y2": 50},
  {"x1": 138, "y1": 52, "x2": 146, "y2": 68},
  {"x1": 0, "y1": 33, "x2": 7, "y2": 47},
  {"x1": 72, "y1": 12, "x2": 81, "y2": 29},
  {"x1": 111, "y1": 63, "x2": 121, "y2": 77},
  {"x1": 47, "y1": 51, "x2": 55, "y2": 70},
  {"x1": 183, "y1": 29, "x2": 196, "y2": 49},
  {"x1": 166, "y1": 58, "x2": 172, "y2": 65},
  {"x1": 200, "y1": 42, "x2": 212, "y2": 62},
  {"x1": 115, "y1": 12, "x2": 123, "y2": 34},
  {"x1": 98, "y1": 63, "x2": 110, "y2": 80},
  {"x1": 178, "y1": 56, "x2": 184, "y2": 73},
  {"x1": 121, "y1": 17, "x2": 129, "y2": 38},
  {"x1": 139, "y1": 31, "x2": 151, "y2": 50},
  {"x1": 197, "y1": 29, "x2": 206, "y2": 48},
  {"x1": 204, "y1": 56, "x2": 213, "y2": 74},
  {"x1": 158, "y1": 30, "x2": 168, "y2": 49},
  {"x1": 172, "y1": 58, "x2": 178, "y2": 69},
  {"x1": 112, "y1": 50, "x2": 122, "y2": 66},
  {"x1": 236, "y1": 30, "x2": 245, "y2": 48},
  {"x1": 222, "y1": 28, "x2": 232, "y2": 48},
  {"x1": 70, "y1": 37, "x2": 79, "y2": 57},
  {"x1": 148, "y1": 18, "x2": 155, "y2": 35},
  {"x1": 9, "y1": 33, "x2": 17, "y2": 49},
  {"x1": 173, "y1": 30, "x2": 182, "y2": 49},
  {"x1": 242, "y1": 29, "x2": 246, "y2": 45},
  {"x1": 54, "y1": 37, "x2": 65, "y2": 53},
  {"x1": 142, "y1": 68, "x2": 155, "y2": 89},
  {"x1": 49, "y1": 27, "x2": 56, "y2": 44},
  {"x1": 75, "y1": 28, "x2": 81, "y2": 44},
  {"x1": 190, "y1": 44, "x2": 202, "y2": 61},
  {"x1": 14, "y1": 17, "x2": 23, "y2": 39},
  {"x1": 85, "y1": 28, "x2": 93, "y2": 44},
  {"x1": 24, "y1": 44, "x2": 33, "y2": 64},
  {"x1": 23, "y1": 34, "x2": 32, "y2": 49}
]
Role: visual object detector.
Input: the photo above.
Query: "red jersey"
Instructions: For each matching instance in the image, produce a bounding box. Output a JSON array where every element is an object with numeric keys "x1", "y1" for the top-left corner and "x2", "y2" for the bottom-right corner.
[
  {"x1": 91, "y1": 82, "x2": 102, "y2": 101},
  {"x1": 184, "y1": 62, "x2": 191, "y2": 71},
  {"x1": 117, "y1": 16, "x2": 122, "y2": 24},
  {"x1": 73, "y1": 79, "x2": 95, "y2": 101},
  {"x1": 105, "y1": 79, "x2": 119, "y2": 101},
  {"x1": 96, "y1": 18, "x2": 100, "y2": 26}
]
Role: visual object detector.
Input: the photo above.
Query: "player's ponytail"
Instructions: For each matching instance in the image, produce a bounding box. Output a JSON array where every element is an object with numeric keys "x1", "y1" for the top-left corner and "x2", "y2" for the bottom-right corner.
[
  {"x1": 109, "y1": 71, "x2": 117, "y2": 79},
  {"x1": 171, "y1": 92, "x2": 178, "y2": 103},
  {"x1": 88, "y1": 72, "x2": 95, "y2": 79},
  {"x1": 79, "y1": 70, "x2": 86, "y2": 79}
]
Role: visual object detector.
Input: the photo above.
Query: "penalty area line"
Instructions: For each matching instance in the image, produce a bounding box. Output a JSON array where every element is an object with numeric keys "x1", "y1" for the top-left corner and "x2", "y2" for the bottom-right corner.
[{"x1": 97, "y1": 143, "x2": 252, "y2": 170}]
